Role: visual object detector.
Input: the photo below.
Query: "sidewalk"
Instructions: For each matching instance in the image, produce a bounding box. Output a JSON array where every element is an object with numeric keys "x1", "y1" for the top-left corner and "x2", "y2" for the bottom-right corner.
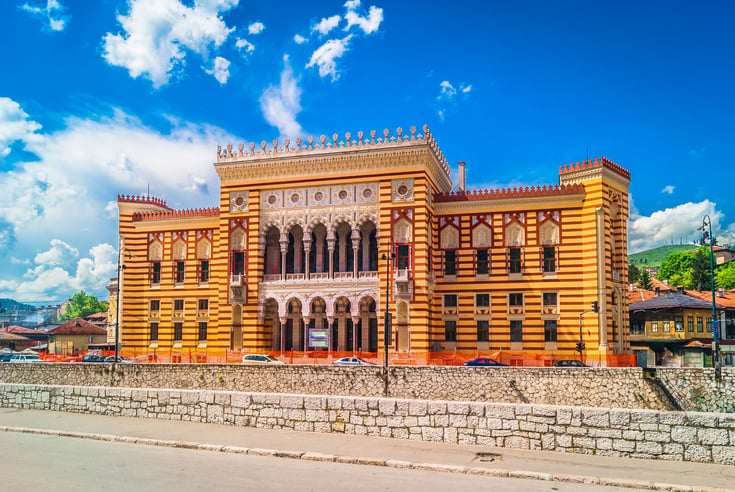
[{"x1": 1, "y1": 407, "x2": 733, "y2": 491}]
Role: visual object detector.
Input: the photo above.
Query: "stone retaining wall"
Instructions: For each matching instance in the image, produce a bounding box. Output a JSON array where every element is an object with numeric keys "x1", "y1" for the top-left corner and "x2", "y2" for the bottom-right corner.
[
  {"x1": 0, "y1": 365, "x2": 732, "y2": 412},
  {"x1": 2, "y1": 383, "x2": 734, "y2": 465}
]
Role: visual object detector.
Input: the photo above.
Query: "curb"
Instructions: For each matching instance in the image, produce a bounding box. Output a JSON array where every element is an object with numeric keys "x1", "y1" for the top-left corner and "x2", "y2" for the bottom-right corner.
[{"x1": 1, "y1": 425, "x2": 732, "y2": 492}]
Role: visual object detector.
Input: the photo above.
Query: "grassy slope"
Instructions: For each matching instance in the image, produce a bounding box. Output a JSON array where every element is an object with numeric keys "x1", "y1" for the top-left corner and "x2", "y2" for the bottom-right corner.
[{"x1": 629, "y1": 244, "x2": 694, "y2": 268}]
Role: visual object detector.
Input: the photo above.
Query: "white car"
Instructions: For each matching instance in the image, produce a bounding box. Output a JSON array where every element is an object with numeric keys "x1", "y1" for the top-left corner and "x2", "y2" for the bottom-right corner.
[
  {"x1": 242, "y1": 354, "x2": 285, "y2": 365},
  {"x1": 333, "y1": 357, "x2": 375, "y2": 367},
  {"x1": 9, "y1": 354, "x2": 43, "y2": 363}
]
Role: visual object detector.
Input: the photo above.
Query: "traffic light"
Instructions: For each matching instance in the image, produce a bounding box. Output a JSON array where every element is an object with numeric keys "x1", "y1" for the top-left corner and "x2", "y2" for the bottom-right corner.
[
  {"x1": 591, "y1": 301, "x2": 599, "y2": 313},
  {"x1": 576, "y1": 342, "x2": 586, "y2": 352}
]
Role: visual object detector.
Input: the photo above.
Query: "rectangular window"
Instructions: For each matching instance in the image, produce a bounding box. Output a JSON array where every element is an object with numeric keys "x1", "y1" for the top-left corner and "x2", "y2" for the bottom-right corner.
[
  {"x1": 199, "y1": 260, "x2": 210, "y2": 283},
  {"x1": 198, "y1": 298, "x2": 209, "y2": 311},
  {"x1": 663, "y1": 320, "x2": 671, "y2": 333},
  {"x1": 543, "y1": 246, "x2": 556, "y2": 273},
  {"x1": 149, "y1": 299, "x2": 160, "y2": 312},
  {"x1": 476, "y1": 249, "x2": 489, "y2": 275},
  {"x1": 444, "y1": 250, "x2": 457, "y2": 276},
  {"x1": 510, "y1": 320, "x2": 523, "y2": 342},
  {"x1": 151, "y1": 261, "x2": 161, "y2": 284},
  {"x1": 544, "y1": 319, "x2": 557, "y2": 342},
  {"x1": 706, "y1": 317, "x2": 712, "y2": 333},
  {"x1": 697, "y1": 317, "x2": 703, "y2": 332},
  {"x1": 444, "y1": 320, "x2": 457, "y2": 342},
  {"x1": 396, "y1": 244, "x2": 410, "y2": 270},
  {"x1": 198, "y1": 322, "x2": 208, "y2": 341},
  {"x1": 175, "y1": 261, "x2": 185, "y2": 283},
  {"x1": 232, "y1": 251, "x2": 245, "y2": 275},
  {"x1": 149, "y1": 322, "x2": 159, "y2": 342},
  {"x1": 443, "y1": 294, "x2": 458, "y2": 308},
  {"x1": 173, "y1": 322, "x2": 183, "y2": 342},
  {"x1": 675, "y1": 316, "x2": 684, "y2": 332},
  {"x1": 509, "y1": 293, "x2": 523, "y2": 307},
  {"x1": 542, "y1": 292, "x2": 557, "y2": 308},
  {"x1": 508, "y1": 247, "x2": 522, "y2": 273},
  {"x1": 477, "y1": 320, "x2": 489, "y2": 342},
  {"x1": 475, "y1": 293, "x2": 490, "y2": 308},
  {"x1": 174, "y1": 299, "x2": 184, "y2": 311},
  {"x1": 651, "y1": 318, "x2": 658, "y2": 332},
  {"x1": 631, "y1": 320, "x2": 645, "y2": 335},
  {"x1": 687, "y1": 316, "x2": 694, "y2": 332}
]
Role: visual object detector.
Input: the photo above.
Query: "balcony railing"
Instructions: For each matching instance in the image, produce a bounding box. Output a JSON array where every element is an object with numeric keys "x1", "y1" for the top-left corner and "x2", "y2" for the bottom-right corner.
[
  {"x1": 261, "y1": 270, "x2": 379, "y2": 282},
  {"x1": 263, "y1": 274, "x2": 281, "y2": 282},
  {"x1": 358, "y1": 271, "x2": 378, "y2": 279},
  {"x1": 286, "y1": 273, "x2": 306, "y2": 281},
  {"x1": 310, "y1": 272, "x2": 329, "y2": 280},
  {"x1": 230, "y1": 274, "x2": 244, "y2": 285}
]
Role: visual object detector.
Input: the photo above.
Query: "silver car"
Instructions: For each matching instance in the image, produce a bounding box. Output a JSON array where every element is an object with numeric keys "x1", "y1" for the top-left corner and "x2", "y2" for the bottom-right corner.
[
  {"x1": 333, "y1": 357, "x2": 375, "y2": 366},
  {"x1": 9, "y1": 354, "x2": 43, "y2": 363},
  {"x1": 242, "y1": 354, "x2": 285, "y2": 365}
]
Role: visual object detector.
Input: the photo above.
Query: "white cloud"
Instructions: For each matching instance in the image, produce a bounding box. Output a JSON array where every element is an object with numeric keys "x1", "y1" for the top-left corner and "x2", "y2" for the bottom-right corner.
[
  {"x1": 294, "y1": 34, "x2": 308, "y2": 44},
  {"x1": 34, "y1": 239, "x2": 79, "y2": 268},
  {"x1": 462, "y1": 84, "x2": 472, "y2": 93},
  {"x1": 235, "y1": 37, "x2": 255, "y2": 54},
  {"x1": 260, "y1": 56, "x2": 303, "y2": 137},
  {"x1": 205, "y1": 56, "x2": 231, "y2": 84},
  {"x1": 20, "y1": 0, "x2": 68, "y2": 32},
  {"x1": 438, "y1": 80, "x2": 457, "y2": 101},
  {"x1": 437, "y1": 109, "x2": 445, "y2": 122},
  {"x1": 306, "y1": 35, "x2": 353, "y2": 81},
  {"x1": 628, "y1": 199, "x2": 726, "y2": 253},
  {"x1": 661, "y1": 185, "x2": 675, "y2": 194},
  {"x1": 248, "y1": 21, "x2": 265, "y2": 35},
  {"x1": 0, "y1": 97, "x2": 43, "y2": 159},
  {"x1": 102, "y1": 0, "x2": 238, "y2": 88},
  {"x1": 313, "y1": 15, "x2": 341, "y2": 35},
  {"x1": 344, "y1": 4, "x2": 383, "y2": 35},
  {"x1": 0, "y1": 98, "x2": 236, "y2": 300},
  {"x1": 0, "y1": 241, "x2": 117, "y2": 302},
  {"x1": 11, "y1": 257, "x2": 30, "y2": 265}
]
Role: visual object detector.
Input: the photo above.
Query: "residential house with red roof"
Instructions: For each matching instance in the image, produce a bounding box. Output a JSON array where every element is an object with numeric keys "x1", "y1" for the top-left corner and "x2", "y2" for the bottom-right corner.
[{"x1": 47, "y1": 318, "x2": 107, "y2": 355}]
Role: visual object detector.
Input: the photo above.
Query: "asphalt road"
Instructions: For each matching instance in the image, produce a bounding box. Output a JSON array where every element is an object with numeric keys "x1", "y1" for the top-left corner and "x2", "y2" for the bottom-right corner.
[{"x1": 0, "y1": 432, "x2": 630, "y2": 492}]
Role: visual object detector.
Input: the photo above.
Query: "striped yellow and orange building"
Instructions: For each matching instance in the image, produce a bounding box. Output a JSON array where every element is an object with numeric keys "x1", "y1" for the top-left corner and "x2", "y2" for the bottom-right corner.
[{"x1": 117, "y1": 126, "x2": 632, "y2": 365}]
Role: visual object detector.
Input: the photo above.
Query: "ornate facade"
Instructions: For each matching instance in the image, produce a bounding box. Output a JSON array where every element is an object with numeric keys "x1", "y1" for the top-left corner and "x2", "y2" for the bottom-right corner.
[{"x1": 117, "y1": 126, "x2": 631, "y2": 365}]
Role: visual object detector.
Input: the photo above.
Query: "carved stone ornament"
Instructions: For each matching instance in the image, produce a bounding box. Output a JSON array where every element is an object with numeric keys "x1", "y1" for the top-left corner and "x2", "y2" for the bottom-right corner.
[
  {"x1": 392, "y1": 179, "x2": 414, "y2": 203},
  {"x1": 229, "y1": 191, "x2": 249, "y2": 213}
]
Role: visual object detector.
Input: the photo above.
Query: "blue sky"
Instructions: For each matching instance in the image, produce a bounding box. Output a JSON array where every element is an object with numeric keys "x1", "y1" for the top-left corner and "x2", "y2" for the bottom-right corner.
[{"x1": 1, "y1": 0, "x2": 733, "y2": 303}]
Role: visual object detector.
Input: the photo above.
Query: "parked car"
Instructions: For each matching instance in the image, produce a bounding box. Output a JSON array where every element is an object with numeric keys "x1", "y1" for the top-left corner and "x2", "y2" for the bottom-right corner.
[
  {"x1": 9, "y1": 354, "x2": 43, "y2": 363},
  {"x1": 81, "y1": 354, "x2": 106, "y2": 363},
  {"x1": 242, "y1": 354, "x2": 285, "y2": 365},
  {"x1": 0, "y1": 352, "x2": 15, "y2": 362},
  {"x1": 104, "y1": 356, "x2": 133, "y2": 364},
  {"x1": 333, "y1": 357, "x2": 375, "y2": 366},
  {"x1": 553, "y1": 359, "x2": 587, "y2": 367},
  {"x1": 463, "y1": 357, "x2": 508, "y2": 367}
]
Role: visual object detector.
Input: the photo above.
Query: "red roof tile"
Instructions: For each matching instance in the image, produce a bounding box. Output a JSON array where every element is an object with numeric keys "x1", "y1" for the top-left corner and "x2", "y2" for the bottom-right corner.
[{"x1": 49, "y1": 318, "x2": 107, "y2": 335}]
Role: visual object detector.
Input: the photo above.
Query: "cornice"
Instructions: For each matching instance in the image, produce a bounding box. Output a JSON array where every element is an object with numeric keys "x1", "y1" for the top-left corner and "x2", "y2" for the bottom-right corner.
[
  {"x1": 559, "y1": 166, "x2": 630, "y2": 191},
  {"x1": 215, "y1": 145, "x2": 453, "y2": 193},
  {"x1": 132, "y1": 216, "x2": 219, "y2": 231},
  {"x1": 433, "y1": 192, "x2": 586, "y2": 213}
]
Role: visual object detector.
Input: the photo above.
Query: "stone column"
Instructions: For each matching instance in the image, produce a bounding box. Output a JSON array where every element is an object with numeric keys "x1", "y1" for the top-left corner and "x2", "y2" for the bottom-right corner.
[
  {"x1": 351, "y1": 229, "x2": 360, "y2": 277},
  {"x1": 279, "y1": 316, "x2": 287, "y2": 353},
  {"x1": 279, "y1": 233, "x2": 288, "y2": 280},
  {"x1": 327, "y1": 230, "x2": 336, "y2": 278},
  {"x1": 352, "y1": 315, "x2": 361, "y2": 352}
]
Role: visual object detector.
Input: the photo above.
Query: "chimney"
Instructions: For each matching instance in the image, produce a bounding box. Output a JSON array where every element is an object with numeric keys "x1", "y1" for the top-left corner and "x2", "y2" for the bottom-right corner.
[
  {"x1": 655, "y1": 287, "x2": 660, "y2": 296},
  {"x1": 719, "y1": 288, "x2": 726, "y2": 298},
  {"x1": 458, "y1": 161, "x2": 466, "y2": 192},
  {"x1": 676, "y1": 286, "x2": 684, "y2": 294}
]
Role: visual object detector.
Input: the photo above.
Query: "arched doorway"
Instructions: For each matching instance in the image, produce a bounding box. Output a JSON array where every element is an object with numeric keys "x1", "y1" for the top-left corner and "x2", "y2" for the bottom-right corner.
[
  {"x1": 308, "y1": 297, "x2": 328, "y2": 351},
  {"x1": 332, "y1": 297, "x2": 352, "y2": 352},
  {"x1": 285, "y1": 298, "x2": 303, "y2": 351},
  {"x1": 263, "y1": 298, "x2": 280, "y2": 351},
  {"x1": 357, "y1": 296, "x2": 378, "y2": 352},
  {"x1": 263, "y1": 226, "x2": 281, "y2": 279}
]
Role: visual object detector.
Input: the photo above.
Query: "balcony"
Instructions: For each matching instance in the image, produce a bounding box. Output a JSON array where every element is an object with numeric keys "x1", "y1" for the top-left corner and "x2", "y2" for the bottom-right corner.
[
  {"x1": 333, "y1": 271, "x2": 353, "y2": 280},
  {"x1": 542, "y1": 306, "x2": 557, "y2": 314},
  {"x1": 310, "y1": 272, "x2": 329, "y2": 280},
  {"x1": 286, "y1": 273, "x2": 306, "y2": 281},
  {"x1": 509, "y1": 307, "x2": 524, "y2": 314},
  {"x1": 358, "y1": 271, "x2": 378, "y2": 280},
  {"x1": 230, "y1": 274, "x2": 244, "y2": 286}
]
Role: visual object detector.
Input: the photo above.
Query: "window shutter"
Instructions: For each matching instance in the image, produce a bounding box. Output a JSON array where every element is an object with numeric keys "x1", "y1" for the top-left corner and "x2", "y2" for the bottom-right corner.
[{"x1": 505, "y1": 249, "x2": 509, "y2": 273}]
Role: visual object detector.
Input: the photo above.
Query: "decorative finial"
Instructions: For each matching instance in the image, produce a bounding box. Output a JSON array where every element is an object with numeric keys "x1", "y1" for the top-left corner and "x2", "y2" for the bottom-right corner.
[
  {"x1": 249, "y1": 142, "x2": 256, "y2": 154},
  {"x1": 345, "y1": 132, "x2": 351, "y2": 147},
  {"x1": 357, "y1": 130, "x2": 364, "y2": 146},
  {"x1": 272, "y1": 139, "x2": 278, "y2": 153},
  {"x1": 308, "y1": 135, "x2": 314, "y2": 150},
  {"x1": 370, "y1": 130, "x2": 376, "y2": 144},
  {"x1": 238, "y1": 143, "x2": 244, "y2": 156}
]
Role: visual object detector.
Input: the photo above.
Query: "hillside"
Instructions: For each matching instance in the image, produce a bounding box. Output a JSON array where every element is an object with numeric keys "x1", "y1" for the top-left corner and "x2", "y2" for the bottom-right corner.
[
  {"x1": 629, "y1": 244, "x2": 695, "y2": 268},
  {"x1": 0, "y1": 298, "x2": 36, "y2": 311}
]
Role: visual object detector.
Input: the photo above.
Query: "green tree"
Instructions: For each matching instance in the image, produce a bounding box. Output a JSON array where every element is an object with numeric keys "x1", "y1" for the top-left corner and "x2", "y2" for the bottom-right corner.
[
  {"x1": 716, "y1": 262, "x2": 735, "y2": 290},
  {"x1": 58, "y1": 291, "x2": 108, "y2": 321},
  {"x1": 658, "y1": 251, "x2": 694, "y2": 281},
  {"x1": 690, "y1": 248, "x2": 712, "y2": 291},
  {"x1": 628, "y1": 262, "x2": 641, "y2": 284},
  {"x1": 639, "y1": 269, "x2": 653, "y2": 290},
  {"x1": 657, "y1": 247, "x2": 712, "y2": 290}
]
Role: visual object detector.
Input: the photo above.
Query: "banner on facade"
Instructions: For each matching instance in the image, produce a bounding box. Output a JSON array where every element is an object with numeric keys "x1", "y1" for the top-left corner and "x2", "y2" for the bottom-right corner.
[{"x1": 309, "y1": 328, "x2": 329, "y2": 348}]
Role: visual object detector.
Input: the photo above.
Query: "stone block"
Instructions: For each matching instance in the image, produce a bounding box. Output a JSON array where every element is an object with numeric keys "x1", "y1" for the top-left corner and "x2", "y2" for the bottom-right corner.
[
  {"x1": 697, "y1": 428, "x2": 729, "y2": 445},
  {"x1": 684, "y1": 444, "x2": 712, "y2": 463}
]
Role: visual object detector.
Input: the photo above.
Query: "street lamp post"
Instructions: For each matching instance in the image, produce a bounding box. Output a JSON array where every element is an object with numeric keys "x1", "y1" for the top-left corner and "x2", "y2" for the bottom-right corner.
[
  {"x1": 699, "y1": 215, "x2": 719, "y2": 375},
  {"x1": 114, "y1": 260, "x2": 125, "y2": 363},
  {"x1": 381, "y1": 250, "x2": 395, "y2": 373}
]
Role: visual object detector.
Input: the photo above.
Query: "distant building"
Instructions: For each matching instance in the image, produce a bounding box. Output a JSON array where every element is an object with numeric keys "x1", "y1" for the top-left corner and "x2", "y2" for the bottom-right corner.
[{"x1": 47, "y1": 318, "x2": 107, "y2": 355}]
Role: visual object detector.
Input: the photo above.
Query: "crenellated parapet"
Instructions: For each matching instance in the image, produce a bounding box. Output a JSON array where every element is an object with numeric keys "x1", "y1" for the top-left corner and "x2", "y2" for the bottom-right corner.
[
  {"x1": 132, "y1": 207, "x2": 219, "y2": 222},
  {"x1": 559, "y1": 157, "x2": 631, "y2": 180},
  {"x1": 117, "y1": 194, "x2": 169, "y2": 209},
  {"x1": 435, "y1": 184, "x2": 585, "y2": 202},
  {"x1": 216, "y1": 125, "x2": 451, "y2": 179}
]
